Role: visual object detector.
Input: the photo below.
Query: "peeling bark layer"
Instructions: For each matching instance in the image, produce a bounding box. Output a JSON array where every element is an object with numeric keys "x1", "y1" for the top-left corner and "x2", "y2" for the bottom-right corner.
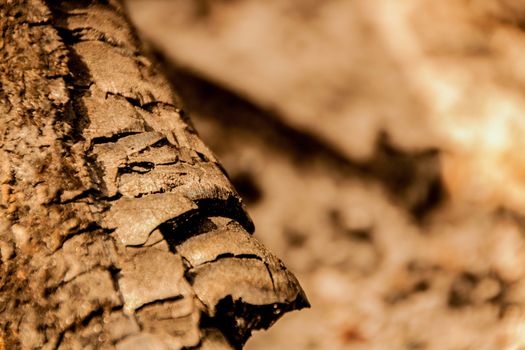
[{"x1": 0, "y1": 1, "x2": 308, "y2": 349}]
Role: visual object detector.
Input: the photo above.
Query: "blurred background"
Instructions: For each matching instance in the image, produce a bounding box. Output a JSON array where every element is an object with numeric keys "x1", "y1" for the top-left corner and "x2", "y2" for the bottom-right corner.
[{"x1": 125, "y1": 1, "x2": 525, "y2": 349}]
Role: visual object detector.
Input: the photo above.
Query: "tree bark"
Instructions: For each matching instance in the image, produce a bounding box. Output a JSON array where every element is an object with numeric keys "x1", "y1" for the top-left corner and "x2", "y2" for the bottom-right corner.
[{"x1": 0, "y1": 1, "x2": 308, "y2": 349}]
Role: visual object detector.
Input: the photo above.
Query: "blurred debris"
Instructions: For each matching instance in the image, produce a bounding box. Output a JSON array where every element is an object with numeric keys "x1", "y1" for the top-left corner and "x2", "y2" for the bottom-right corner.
[{"x1": 126, "y1": 0, "x2": 525, "y2": 349}]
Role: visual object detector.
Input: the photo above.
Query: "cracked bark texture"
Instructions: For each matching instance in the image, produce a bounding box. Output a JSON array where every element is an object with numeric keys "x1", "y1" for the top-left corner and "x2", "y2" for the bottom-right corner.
[{"x1": 0, "y1": 1, "x2": 308, "y2": 349}]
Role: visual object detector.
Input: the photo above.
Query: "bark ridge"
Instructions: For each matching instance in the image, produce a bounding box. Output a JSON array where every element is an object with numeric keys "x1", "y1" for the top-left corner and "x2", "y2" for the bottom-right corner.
[{"x1": 0, "y1": 1, "x2": 308, "y2": 349}]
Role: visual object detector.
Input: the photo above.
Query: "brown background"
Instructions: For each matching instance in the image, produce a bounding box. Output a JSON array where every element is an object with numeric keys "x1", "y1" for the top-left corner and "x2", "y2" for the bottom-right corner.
[{"x1": 125, "y1": 1, "x2": 525, "y2": 349}]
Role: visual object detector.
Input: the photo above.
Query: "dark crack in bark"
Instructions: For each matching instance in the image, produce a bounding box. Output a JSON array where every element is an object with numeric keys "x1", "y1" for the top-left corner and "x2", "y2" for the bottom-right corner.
[{"x1": 0, "y1": 0, "x2": 308, "y2": 349}]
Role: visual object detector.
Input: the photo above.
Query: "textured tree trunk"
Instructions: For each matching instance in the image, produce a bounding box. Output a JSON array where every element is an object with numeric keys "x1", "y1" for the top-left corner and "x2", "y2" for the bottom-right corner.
[{"x1": 0, "y1": 1, "x2": 308, "y2": 349}]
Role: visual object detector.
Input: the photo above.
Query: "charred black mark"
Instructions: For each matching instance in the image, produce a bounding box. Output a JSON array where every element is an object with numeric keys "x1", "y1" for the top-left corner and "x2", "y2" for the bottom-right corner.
[
  {"x1": 159, "y1": 196, "x2": 254, "y2": 254},
  {"x1": 160, "y1": 213, "x2": 217, "y2": 252},
  {"x1": 118, "y1": 161, "x2": 156, "y2": 175},
  {"x1": 134, "y1": 295, "x2": 185, "y2": 313},
  {"x1": 199, "y1": 296, "x2": 294, "y2": 349}
]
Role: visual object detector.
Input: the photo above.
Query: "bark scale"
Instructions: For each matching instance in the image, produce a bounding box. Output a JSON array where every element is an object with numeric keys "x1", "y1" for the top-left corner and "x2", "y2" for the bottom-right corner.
[{"x1": 0, "y1": 1, "x2": 308, "y2": 349}]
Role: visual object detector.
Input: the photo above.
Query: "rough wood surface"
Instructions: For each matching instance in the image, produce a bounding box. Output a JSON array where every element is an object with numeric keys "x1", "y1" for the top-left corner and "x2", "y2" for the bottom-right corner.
[{"x1": 0, "y1": 1, "x2": 308, "y2": 349}]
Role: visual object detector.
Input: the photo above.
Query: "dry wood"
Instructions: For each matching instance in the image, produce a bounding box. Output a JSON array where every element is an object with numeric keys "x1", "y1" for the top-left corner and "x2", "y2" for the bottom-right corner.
[{"x1": 0, "y1": 1, "x2": 308, "y2": 349}]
